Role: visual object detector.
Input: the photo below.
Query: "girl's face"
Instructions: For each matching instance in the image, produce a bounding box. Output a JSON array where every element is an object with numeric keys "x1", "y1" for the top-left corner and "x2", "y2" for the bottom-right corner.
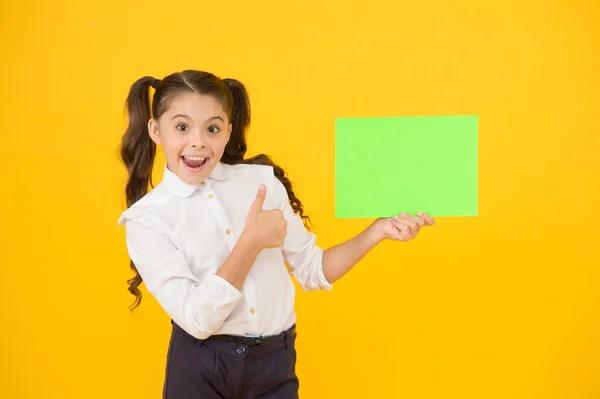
[{"x1": 149, "y1": 92, "x2": 232, "y2": 185}]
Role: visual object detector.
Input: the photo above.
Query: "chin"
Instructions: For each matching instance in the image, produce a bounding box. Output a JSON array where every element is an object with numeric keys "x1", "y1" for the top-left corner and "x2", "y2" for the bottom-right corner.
[{"x1": 179, "y1": 175, "x2": 204, "y2": 185}]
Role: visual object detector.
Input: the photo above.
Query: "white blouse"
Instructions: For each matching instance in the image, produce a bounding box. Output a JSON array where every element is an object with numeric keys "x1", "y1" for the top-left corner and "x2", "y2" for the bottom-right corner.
[{"x1": 118, "y1": 162, "x2": 332, "y2": 339}]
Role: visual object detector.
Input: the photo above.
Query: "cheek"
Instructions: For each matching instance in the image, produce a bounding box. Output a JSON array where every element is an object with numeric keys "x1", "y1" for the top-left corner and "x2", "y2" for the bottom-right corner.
[
  {"x1": 210, "y1": 135, "x2": 230, "y2": 155},
  {"x1": 161, "y1": 135, "x2": 185, "y2": 153}
]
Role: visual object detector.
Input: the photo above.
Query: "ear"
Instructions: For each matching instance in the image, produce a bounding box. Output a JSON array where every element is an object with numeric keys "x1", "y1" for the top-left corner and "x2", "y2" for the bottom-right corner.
[
  {"x1": 227, "y1": 123, "x2": 232, "y2": 140},
  {"x1": 148, "y1": 119, "x2": 161, "y2": 145}
]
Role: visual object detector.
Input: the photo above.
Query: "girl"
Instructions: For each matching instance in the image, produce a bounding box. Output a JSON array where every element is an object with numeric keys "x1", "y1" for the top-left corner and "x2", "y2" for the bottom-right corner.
[{"x1": 118, "y1": 70, "x2": 434, "y2": 399}]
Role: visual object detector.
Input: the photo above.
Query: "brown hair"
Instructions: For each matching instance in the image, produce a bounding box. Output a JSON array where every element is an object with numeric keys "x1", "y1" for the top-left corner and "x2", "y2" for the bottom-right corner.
[{"x1": 119, "y1": 70, "x2": 310, "y2": 310}]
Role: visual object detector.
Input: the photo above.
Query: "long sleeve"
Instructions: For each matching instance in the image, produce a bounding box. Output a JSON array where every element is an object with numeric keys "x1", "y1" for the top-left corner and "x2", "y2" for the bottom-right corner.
[
  {"x1": 124, "y1": 218, "x2": 242, "y2": 339},
  {"x1": 272, "y1": 177, "x2": 333, "y2": 292}
]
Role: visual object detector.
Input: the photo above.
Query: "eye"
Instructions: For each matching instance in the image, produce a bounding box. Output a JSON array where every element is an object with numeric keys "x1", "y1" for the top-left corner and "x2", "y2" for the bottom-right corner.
[
  {"x1": 208, "y1": 125, "x2": 220, "y2": 134},
  {"x1": 176, "y1": 124, "x2": 189, "y2": 132}
]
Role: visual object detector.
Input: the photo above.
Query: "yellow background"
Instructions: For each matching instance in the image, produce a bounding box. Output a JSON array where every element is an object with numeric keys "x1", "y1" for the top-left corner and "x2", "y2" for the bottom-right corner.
[{"x1": 1, "y1": 0, "x2": 599, "y2": 398}]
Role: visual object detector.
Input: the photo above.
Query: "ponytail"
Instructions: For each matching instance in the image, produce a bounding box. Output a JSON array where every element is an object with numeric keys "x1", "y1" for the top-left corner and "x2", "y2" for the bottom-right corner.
[
  {"x1": 222, "y1": 78, "x2": 312, "y2": 228},
  {"x1": 119, "y1": 76, "x2": 157, "y2": 310}
]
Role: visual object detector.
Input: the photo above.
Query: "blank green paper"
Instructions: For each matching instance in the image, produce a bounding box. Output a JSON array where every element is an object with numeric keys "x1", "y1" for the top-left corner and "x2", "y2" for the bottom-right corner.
[{"x1": 335, "y1": 115, "x2": 478, "y2": 218}]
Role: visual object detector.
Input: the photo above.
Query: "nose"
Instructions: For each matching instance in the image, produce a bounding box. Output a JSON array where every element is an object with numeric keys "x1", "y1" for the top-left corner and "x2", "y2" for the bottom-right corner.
[{"x1": 190, "y1": 130, "x2": 206, "y2": 148}]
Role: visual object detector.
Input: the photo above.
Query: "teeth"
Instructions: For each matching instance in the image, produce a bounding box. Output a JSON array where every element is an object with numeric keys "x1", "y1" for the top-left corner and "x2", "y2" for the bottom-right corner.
[{"x1": 184, "y1": 156, "x2": 206, "y2": 161}]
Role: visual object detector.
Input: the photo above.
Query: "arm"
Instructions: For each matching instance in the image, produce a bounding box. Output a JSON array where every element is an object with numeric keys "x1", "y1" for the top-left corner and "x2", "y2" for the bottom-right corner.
[
  {"x1": 215, "y1": 234, "x2": 261, "y2": 290},
  {"x1": 218, "y1": 183, "x2": 288, "y2": 288},
  {"x1": 274, "y1": 176, "x2": 379, "y2": 290},
  {"x1": 125, "y1": 220, "x2": 249, "y2": 339},
  {"x1": 123, "y1": 185, "x2": 284, "y2": 339},
  {"x1": 322, "y1": 221, "x2": 384, "y2": 284},
  {"x1": 274, "y1": 175, "x2": 435, "y2": 290},
  {"x1": 274, "y1": 178, "x2": 332, "y2": 291},
  {"x1": 323, "y1": 212, "x2": 436, "y2": 283}
]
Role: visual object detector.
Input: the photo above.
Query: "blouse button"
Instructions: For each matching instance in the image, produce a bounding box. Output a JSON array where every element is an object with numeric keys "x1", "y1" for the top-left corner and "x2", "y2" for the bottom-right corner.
[
  {"x1": 225, "y1": 229, "x2": 231, "y2": 235},
  {"x1": 200, "y1": 181, "x2": 206, "y2": 186},
  {"x1": 250, "y1": 308, "x2": 256, "y2": 314},
  {"x1": 208, "y1": 194, "x2": 214, "y2": 199}
]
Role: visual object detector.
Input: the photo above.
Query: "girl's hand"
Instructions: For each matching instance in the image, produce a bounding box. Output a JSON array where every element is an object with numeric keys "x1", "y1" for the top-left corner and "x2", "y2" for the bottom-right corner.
[
  {"x1": 242, "y1": 185, "x2": 288, "y2": 250},
  {"x1": 377, "y1": 212, "x2": 435, "y2": 242}
]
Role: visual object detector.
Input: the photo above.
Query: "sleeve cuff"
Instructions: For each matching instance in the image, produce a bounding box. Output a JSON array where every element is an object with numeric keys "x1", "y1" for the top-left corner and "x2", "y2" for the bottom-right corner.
[
  {"x1": 314, "y1": 249, "x2": 333, "y2": 291},
  {"x1": 206, "y1": 274, "x2": 243, "y2": 303}
]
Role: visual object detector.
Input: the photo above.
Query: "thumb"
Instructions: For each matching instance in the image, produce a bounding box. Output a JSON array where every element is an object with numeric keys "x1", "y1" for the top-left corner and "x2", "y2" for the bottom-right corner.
[{"x1": 249, "y1": 184, "x2": 266, "y2": 215}]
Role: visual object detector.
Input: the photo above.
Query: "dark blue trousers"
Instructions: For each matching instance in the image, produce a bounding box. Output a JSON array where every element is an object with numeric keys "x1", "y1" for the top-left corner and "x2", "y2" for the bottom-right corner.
[{"x1": 163, "y1": 322, "x2": 299, "y2": 399}]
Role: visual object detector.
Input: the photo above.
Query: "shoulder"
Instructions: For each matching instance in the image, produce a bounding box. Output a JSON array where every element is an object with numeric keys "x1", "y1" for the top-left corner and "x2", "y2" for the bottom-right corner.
[
  {"x1": 221, "y1": 163, "x2": 276, "y2": 191},
  {"x1": 117, "y1": 183, "x2": 174, "y2": 235},
  {"x1": 223, "y1": 162, "x2": 274, "y2": 179},
  {"x1": 219, "y1": 163, "x2": 290, "y2": 209}
]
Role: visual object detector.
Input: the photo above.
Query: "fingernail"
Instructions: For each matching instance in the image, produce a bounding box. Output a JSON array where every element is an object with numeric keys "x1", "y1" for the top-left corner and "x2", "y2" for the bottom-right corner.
[
  {"x1": 393, "y1": 216, "x2": 400, "y2": 222},
  {"x1": 258, "y1": 184, "x2": 265, "y2": 191},
  {"x1": 401, "y1": 212, "x2": 407, "y2": 218}
]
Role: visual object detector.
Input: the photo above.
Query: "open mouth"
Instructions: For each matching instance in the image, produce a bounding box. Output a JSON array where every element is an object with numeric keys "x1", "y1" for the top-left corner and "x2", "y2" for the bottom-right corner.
[{"x1": 181, "y1": 155, "x2": 208, "y2": 172}]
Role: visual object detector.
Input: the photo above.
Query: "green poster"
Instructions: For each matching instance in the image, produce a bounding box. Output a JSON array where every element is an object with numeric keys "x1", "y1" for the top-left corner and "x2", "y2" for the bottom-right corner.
[{"x1": 335, "y1": 115, "x2": 478, "y2": 218}]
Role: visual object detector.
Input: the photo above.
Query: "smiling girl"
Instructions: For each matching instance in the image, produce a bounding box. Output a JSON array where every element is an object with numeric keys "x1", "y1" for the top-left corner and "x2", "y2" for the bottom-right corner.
[{"x1": 118, "y1": 70, "x2": 434, "y2": 399}]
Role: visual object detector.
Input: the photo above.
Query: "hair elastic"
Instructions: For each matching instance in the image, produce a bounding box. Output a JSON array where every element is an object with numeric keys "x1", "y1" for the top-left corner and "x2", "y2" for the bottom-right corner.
[{"x1": 151, "y1": 79, "x2": 161, "y2": 89}]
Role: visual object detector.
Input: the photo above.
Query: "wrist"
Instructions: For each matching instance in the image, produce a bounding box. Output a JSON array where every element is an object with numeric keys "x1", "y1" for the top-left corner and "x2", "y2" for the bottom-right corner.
[
  {"x1": 238, "y1": 230, "x2": 263, "y2": 254},
  {"x1": 371, "y1": 218, "x2": 389, "y2": 243}
]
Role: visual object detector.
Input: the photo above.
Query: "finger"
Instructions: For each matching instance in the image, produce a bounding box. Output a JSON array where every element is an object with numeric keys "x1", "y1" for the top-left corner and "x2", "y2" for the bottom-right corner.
[
  {"x1": 400, "y1": 212, "x2": 419, "y2": 226},
  {"x1": 417, "y1": 212, "x2": 435, "y2": 226},
  {"x1": 389, "y1": 224, "x2": 403, "y2": 241},
  {"x1": 249, "y1": 184, "x2": 266, "y2": 215},
  {"x1": 400, "y1": 212, "x2": 423, "y2": 222},
  {"x1": 392, "y1": 220, "x2": 415, "y2": 240},
  {"x1": 407, "y1": 215, "x2": 426, "y2": 228},
  {"x1": 393, "y1": 216, "x2": 418, "y2": 236},
  {"x1": 398, "y1": 223, "x2": 412, "y2": 241}
]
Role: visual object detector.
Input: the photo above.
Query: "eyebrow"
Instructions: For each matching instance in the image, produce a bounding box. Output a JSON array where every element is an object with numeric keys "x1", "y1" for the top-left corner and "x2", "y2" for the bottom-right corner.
[
  {"x1": 206, "y1": 116, "x2": 225, "y2": 123},
  {"x1": 171, "y1": 113, "x2": 191, "y2": 120},
  {"x1": 171, "y1": 114, "x2": 225, "y2": 122}
]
